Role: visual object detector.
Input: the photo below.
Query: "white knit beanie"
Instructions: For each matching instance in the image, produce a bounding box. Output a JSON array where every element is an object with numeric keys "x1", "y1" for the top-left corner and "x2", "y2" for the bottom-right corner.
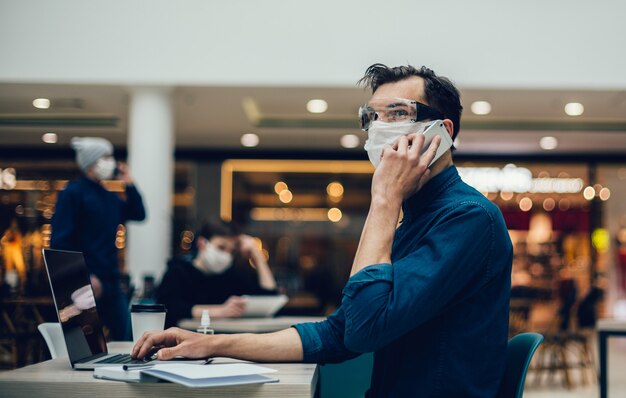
[{"x1": 70, "y1": 137, "x2": 113, "y2": 172}]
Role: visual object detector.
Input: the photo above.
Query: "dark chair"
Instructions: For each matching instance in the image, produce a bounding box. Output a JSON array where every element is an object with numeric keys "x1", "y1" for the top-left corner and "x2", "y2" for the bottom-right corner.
[
  {"x1": 497, "y1": 332, "x2": 544, "y2": 398},
  {"x1": 533, "y1": 287, "x2": 602, "y2": 389}
]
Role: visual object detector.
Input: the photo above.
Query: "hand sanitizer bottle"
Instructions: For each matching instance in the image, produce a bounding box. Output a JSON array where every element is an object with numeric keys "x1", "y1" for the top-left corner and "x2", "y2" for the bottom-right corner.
[{"x1": 197, "y1": 309, "x2": 214, "y2": 335}]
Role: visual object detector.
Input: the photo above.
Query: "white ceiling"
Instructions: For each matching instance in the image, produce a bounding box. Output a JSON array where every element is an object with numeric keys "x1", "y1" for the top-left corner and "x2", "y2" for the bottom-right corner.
[{"x1": 1, "y1": 83, "x2": 625, "y2": 156}]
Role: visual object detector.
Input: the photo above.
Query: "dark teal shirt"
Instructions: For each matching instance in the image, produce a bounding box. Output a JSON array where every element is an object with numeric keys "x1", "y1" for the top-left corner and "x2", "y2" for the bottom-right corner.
[{"x1": 294, "y1": 165, "x2": 513, "y2": 397}]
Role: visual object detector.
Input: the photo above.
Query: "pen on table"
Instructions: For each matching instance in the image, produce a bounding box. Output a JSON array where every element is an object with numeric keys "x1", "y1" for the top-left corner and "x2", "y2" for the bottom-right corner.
[
  {"x1": 122, "y1": 358, "x2": 213, "y2": 370},
  {"x1": 122, "y1": 353, "x2": 158, "y2": 370},
  {"x1": 122, "y1": 363, "x2": 155, "y2": 370}
]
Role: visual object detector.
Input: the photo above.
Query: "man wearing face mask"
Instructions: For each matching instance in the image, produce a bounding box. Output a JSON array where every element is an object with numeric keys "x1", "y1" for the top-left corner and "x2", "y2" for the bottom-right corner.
[
  {"x1": 132, "y1": 64, "x2": 512, "y2": 397},
  {"x1": 51, "y1": 137, "x2": 146, "y2": 341},
  {"x1": 156, "y1": 220, "x2": 277, "y2": 328}
]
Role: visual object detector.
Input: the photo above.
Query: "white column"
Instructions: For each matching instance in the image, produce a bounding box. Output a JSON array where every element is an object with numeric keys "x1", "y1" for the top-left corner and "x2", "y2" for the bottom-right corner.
[{"x1": 126, "y1": 86, "x2": 174, "y2": 292}]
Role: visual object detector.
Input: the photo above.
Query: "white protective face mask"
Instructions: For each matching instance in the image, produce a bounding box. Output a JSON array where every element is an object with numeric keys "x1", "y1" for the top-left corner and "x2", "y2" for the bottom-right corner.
[
  {"x1": 93, "y1": 157, "x2": 116, "y2": 180},
  {"x1": 195, "y1": 242, "x2": 233, "y2": 274},
  {"x1": 363, "y1": 120, "x2": 430, "y2": 168}
]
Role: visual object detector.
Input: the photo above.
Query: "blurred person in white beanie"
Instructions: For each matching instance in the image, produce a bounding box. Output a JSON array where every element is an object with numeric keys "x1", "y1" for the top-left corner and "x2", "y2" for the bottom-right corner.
[{"x1": 51, "y1": 137, "x2": 146, "y2": 341}]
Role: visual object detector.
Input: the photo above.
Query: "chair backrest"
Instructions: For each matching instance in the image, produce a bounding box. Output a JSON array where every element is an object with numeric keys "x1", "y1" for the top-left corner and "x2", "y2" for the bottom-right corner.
[
  {"x1": 37, "y1": 322, "x2": 68, "y2": 359},
  {"x1": 497, "y1": 332, "x2": 543, "y2": 398}
]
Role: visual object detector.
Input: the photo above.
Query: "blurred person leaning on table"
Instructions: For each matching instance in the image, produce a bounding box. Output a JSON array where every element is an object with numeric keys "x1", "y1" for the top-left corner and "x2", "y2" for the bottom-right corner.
[
  {"x1": 156, "y1": 220, "x2": 278, "y2": 328},
  {"x1": 133, "y1": 64, "x2": 513, "y2": 397}
]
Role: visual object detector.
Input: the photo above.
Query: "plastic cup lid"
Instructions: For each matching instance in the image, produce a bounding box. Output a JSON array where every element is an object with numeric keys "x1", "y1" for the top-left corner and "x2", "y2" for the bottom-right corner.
[{"x1": 131, "y1": 304, "x2": 166, "y2": 313}]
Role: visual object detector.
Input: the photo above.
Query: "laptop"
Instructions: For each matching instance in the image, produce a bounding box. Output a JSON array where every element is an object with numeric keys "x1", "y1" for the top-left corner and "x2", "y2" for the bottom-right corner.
[{"x1": 42, "y1": 248, "x2": 152, "y2": 369}]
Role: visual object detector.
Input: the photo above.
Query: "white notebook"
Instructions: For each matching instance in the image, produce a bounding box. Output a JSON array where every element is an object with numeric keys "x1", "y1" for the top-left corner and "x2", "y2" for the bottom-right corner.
[
  {"x1": 93, "y1": 367, "x2": 157, "y2": 383},
  {"x1": 94, "y1": 363, "x2": 279, "y2": 387}
]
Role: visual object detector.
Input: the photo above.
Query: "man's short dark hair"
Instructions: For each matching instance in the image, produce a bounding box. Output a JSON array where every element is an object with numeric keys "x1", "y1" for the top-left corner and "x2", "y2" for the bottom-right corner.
[
  {"x1": 197, "y1": 219, "x2": 239, "y2": 240},
  {"x1": 358, "y1": 63, "x2": 463, "y2": 140}
]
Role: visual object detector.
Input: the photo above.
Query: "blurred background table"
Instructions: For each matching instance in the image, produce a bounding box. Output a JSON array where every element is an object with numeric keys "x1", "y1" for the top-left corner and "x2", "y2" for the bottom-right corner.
[
  {"x1": 178, "y1": 316, "x2": 325, "y2": 334},
  {"x1": 597, "y1": 318, "x2": 626, "y2": 398}
]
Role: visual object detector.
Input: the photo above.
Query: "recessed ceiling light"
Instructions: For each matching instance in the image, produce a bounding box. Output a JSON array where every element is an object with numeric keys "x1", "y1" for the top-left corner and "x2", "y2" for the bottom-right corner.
[
  {"x1": 564, "y1": 102, "x2": 584, "y2": 116},
  {"x1": 500, "y1": 191, "x2": 514, "y2": 201},
  {"x1": 306, "y1": 99, "x2": 328, "y2": 114},
  {"x1": 327, "y1": 182, "x2": 344, "y2": 198},
  {"x1": 340, "y1": 134, "x2": 360, "y2": 148},
  {"x1": 278, "y1": 189, "x2": 293, "y2": 204},
  {"x1": 543, "y1": 198, "x2": 556, "y2": 212},
  {"x1": 539, "y1": 136, "x2": 558, "y2": 150},
  {"x1": 42, "y1": 133, "x2": 58, "y2": 144},
  {"x1": 240, "y1": 133, "x2": 259, "y2": 147},
  {"x1": 583, "y1": 186, "x2": 595, "y2": 200},
  {"x1": 274, "y1": 181, "x2": 288, "y2": 194},
  {"x1": 519, "y1": 197, "x2": 533, "y2": 212},
  {"x1": 599, "y1": 187, "x2": 611, "y2": 201},
  {"x1": 33, "y1": 98, "x2": 51, "y2": 109},
  {"x1": 470, "y1": 101, "x2": 491, "y2": 115},
  {"x1": 327, "y1": 207, "x2": 342, "y2": 222}
]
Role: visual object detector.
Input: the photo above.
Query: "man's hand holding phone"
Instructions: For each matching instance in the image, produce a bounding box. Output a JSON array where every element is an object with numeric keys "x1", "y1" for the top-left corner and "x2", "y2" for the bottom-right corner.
[{"x1": 372, "y1": 133, "x2": 442, "y2": 205}]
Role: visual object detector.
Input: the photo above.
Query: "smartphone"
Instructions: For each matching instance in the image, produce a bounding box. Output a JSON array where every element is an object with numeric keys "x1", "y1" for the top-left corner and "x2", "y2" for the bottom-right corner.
[{"x1": 420, "y1": 120, "x2": 454, "y2": 167}]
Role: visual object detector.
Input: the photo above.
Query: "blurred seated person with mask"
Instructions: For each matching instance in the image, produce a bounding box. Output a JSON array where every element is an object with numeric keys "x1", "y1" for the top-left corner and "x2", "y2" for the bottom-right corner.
[{"x1": 157, "y1": 220, "x2": 278, "y2": 328}]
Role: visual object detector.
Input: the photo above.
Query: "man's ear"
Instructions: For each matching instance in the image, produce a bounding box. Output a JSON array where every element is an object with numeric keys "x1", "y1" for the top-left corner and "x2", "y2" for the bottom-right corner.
[{"x1": 442, "y1": 119, "x2": 454, "y2": 138}]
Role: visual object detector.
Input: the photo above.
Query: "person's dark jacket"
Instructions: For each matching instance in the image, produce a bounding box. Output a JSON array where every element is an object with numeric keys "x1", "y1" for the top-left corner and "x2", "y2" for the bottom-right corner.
[{"x1": 51, "y1": 176, "x2": 146, "y2": 280}]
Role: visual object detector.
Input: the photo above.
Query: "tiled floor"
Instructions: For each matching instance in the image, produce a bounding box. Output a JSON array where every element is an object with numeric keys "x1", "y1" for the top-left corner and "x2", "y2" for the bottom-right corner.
[{"x1": 525, "y1": 337, "x2": 626, "y2": 398}]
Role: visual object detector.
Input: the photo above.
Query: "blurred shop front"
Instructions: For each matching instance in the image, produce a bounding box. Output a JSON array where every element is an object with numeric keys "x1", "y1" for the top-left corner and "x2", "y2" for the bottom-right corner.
[{"x1": 1, "y1": 152, "x2": 625, "y2": 370}]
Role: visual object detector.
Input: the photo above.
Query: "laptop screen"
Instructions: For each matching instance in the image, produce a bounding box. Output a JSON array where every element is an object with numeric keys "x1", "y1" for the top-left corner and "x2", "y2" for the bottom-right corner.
[{"x1": 42, "y1": 249, "x2": 107, "y2": 364}]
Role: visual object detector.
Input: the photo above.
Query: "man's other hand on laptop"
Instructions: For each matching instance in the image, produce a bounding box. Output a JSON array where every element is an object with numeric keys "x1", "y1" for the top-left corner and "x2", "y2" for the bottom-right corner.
[{"x1": 132, "y1": 328, "x2": 215, "y2": 361}]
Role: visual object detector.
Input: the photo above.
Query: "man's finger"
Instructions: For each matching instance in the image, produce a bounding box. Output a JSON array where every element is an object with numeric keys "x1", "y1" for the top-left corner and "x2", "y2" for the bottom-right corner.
[
  {"x1": 391, "y1": 136, "x2": 404, "y2": 150},
  {"x1": 131, "y1": 330, "x2": 153, "y2": 357},
  {"x1": 393, "y1": 135, "x2": 409, "y2": 154},
  {"x1": 132, "y1": 334, "x2": 154, "y2": 359},
  {"x1": 380, "y1": 144, "x2": 394, "y2": 161},
  {"x1": 417, "y1": 169, "x2": 432, "y2": 191},
  {"x1": 405, "y1": 133, "x2": 421, "y2": 157},
  {"x1": 157, "y1": 346, "x2": 179, "y2": 360},
  {"x1": 133, "y1": 329, "x2": 173, "y2": 359},
  {"x1": 405, "y1": 132, "x2": 419, "y2": 143},
  {"x1": 421, "y1": 136, "x2": 441, "y2": 166}
]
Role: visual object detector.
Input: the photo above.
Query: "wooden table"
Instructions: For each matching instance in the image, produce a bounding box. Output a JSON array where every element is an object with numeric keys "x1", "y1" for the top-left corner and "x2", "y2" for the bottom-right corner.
[
  {"x1": 178, "y1": 316, "x2": 326, "y2": 334},
  {"x1": 0, "y1": 342, "x2": 319, "y2": 398},
  {"x1": 597, "y1": 318, "x2": 626, "y2": 398},
  {"x1": 179, "y1": 317, "x2": 372, "y2": 398}
]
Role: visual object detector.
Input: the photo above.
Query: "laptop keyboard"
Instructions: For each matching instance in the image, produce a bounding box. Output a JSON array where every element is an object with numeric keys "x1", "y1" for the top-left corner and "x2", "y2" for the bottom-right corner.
[{"x1": 93, "y1": 354, "x2": 147, "y2": 365}]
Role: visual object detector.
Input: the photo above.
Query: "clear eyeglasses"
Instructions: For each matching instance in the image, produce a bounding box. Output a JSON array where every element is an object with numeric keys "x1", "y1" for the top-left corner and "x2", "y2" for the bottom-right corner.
[{"x1": 358, "y1": 97, "x2": 444, "y2": 131}]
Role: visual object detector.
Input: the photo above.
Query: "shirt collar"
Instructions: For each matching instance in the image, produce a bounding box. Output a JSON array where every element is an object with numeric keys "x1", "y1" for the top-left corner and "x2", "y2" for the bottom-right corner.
[{"x1": 402, "y1": 165, "x2": 460, "y2": 217}]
